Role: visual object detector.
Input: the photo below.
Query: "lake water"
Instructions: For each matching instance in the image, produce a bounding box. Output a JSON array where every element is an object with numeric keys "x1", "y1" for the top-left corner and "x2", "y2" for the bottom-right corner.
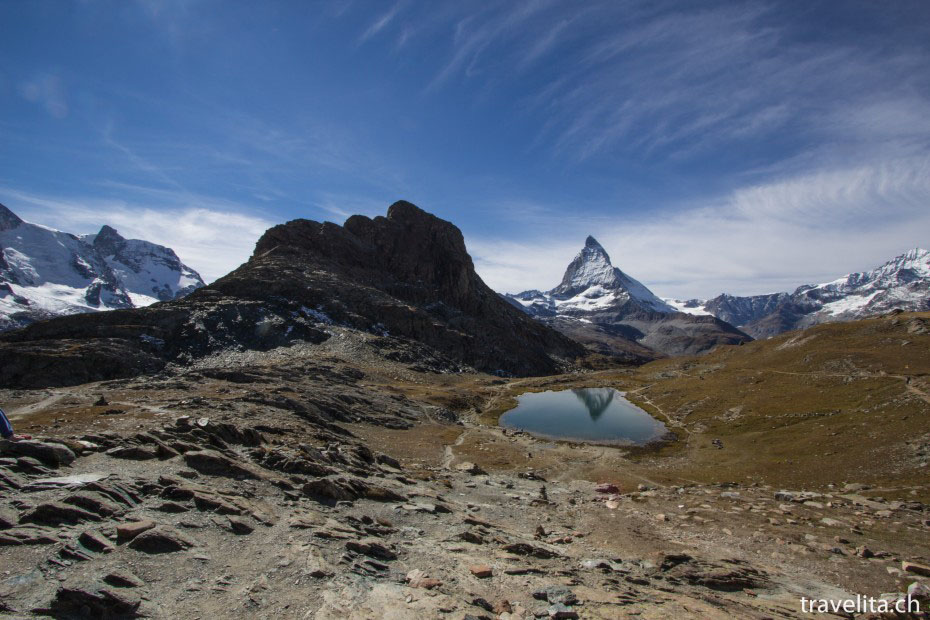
[{"x1": 499, "y1": 388, "x2": 668, "y2": 445}]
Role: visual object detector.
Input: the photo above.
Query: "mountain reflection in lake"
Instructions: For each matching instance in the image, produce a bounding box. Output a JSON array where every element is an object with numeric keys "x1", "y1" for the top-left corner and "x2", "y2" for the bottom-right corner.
[
  {"x1": 499, "y1": 388, "x2": 667, "y2": 445},
  {"x1": 572, "y1": 387, "x2": 614, "y2": 420}
]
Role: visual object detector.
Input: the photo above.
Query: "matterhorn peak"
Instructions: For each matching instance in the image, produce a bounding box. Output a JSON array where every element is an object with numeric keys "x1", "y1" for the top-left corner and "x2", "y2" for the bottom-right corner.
[
  {"x1": 539, "y1": 236, "x2": 673, "y2": 314},
  {"x1": 553, "y1": 236, "x2": 618, "y2": 296}
]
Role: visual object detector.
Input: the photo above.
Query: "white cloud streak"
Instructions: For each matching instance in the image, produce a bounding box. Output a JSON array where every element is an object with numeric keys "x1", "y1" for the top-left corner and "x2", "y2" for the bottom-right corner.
[
  {"x1": 3, "y1": 187, "x2": 273, "y2": 283},
  {"x1": 358, "y1": 2, "x2": 403, "y2": 44},
  {"x1": 470, "y1": 156, "x2": 930, "y2": 299}
]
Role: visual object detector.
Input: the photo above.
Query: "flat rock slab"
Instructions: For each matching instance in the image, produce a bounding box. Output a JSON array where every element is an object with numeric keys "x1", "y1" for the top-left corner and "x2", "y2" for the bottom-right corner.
[
  {"x1": 19, "y1": 502, "x2": 102, "y2": 527},
  {"x1": 48, "y1": 585, "x2": 142, "y2": 618},
  {"x1": 0, "y1": 507, "x2": 17, "y2": 529},
  {"x1": 106, "y1": 446, "x2": 159, "y2": 460},
  {"x1": 345, "y1": 538, "x2": 397, "y2": 561},
  {"x1": 469, "y1": 564, "x2": 493, "y2": 578},
  {"x1": 0, "y1": 469, "x2": 25, "y2": 490},
  {"x1": 183, "y1": 450, "x2": 263, "y2": 479},
  {"x1": 0, "y1": 525, "x2": 58, "y2": 546},
  {"x1": 502, "y1": 542, "x2": 561, "y2": 559},
  {"x1": 226, "y1": 516, "x2": 254, "y2": 535},
  {"x1": 63, "y1": 491, "x2": 124, "y2": 518},
  {"x1": 23, "y1": 472, "x2": 109, "y2": 491},
  {"x1": 79, "y1": 530, "x2": 115, "y2": 553},
  {"x1": 903, "y1": 561, "x2": 930, "y2": 577},
  {"x1": 103, "y1": 571, "x2": 146, "y2": 588}
]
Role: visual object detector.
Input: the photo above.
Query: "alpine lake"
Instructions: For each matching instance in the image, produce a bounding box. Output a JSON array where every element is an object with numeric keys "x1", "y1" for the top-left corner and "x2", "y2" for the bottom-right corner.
[{"x1": 499, "y1": 387, "x2": 669, "y2": 445}]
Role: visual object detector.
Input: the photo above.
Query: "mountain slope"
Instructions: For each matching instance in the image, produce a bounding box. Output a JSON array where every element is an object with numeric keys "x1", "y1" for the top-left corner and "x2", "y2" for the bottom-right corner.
[
  {"x1": 0, "y1": 203, "x2": 205, "y2": 331},
  {"x1": 683, "y1": 249, "x2": 930, "y2": 338},
  {"x1": 622, "y1": 309, "x2": 930, "y2": 489},
  {"x1": 505, "y1": 237, "x2": 750, "y2": 358},
  {"x1": 0, "y1": 201, "x2": 585, "y2": 387}
]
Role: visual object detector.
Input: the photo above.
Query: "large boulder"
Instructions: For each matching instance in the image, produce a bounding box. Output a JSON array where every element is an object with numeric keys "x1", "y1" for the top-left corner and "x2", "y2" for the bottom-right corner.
[
  {"x1": 127, "y1": 526, "x2": 195, "y2": 553},
  {"x1": 47, "y1": 585, "x2": 142, "y2": 617},
  {"x1": 0, "y1": 440, "x2": 75, "y2": 467}
]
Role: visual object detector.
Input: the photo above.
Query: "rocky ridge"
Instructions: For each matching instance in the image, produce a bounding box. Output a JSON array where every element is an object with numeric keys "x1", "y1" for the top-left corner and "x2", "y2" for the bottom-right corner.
[
  {"x1": 670, "y1": 249, "x2": 930, "y2": 338},
  {"x1": 0, "y1": 201, "x2": 584, "y2": 388}
]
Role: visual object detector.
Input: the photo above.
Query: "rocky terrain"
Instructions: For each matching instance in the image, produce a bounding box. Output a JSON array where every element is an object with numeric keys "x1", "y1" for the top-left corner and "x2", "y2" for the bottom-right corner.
[
  {"x1": 669, "y1": 248, "x2": 930, "y2": 338},
  {"x1": 505, "y1": 237, "x2": 750, "y2": 359},
  {"x1": 1, "y1": 313, "x2": 929, "y2": 618},
  {"x1": 0, "y1": 203, "x2": 204, "y2": 332},
  {"x1": 1, "y1": 203, "x2": 928, "y2": 618}
]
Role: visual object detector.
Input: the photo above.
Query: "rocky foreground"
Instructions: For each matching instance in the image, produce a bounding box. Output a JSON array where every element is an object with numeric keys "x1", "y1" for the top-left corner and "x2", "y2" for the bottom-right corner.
[{"x1": 1, "y1": 331, "x2": 928, "y2": 619}]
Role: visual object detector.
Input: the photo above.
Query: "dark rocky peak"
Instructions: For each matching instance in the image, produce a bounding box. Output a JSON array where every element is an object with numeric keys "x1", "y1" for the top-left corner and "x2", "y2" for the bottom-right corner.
[
  {"x1": 92, "y1": 225, "x2": 127, "y2": 257},
  {"x1": 215, "y1": 200, "x2": 586, "y2": 376},
  {"x1": 251, "y1": 200, "x2": 485, "y2": 311},
  {"x1": 344, "y1": 201, "x2": 478, "y2": 309},
  {"x1": 0, "y1": 203, "x2": 24, "y2": 232}
]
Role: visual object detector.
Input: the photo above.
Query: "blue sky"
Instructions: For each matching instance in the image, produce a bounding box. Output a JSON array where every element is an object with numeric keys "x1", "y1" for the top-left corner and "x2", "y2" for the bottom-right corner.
[{"x1": 2, "y1": 0, "x2": 929, "y2": 297}]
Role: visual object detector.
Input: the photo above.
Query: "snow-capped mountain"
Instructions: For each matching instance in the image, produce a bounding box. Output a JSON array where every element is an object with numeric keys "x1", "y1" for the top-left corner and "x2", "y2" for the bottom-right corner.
[
  {"x1": 0, "y1": 203, "x2": 205, "y2": 331},
  {"x1": 82, "y1": 224, "x2": 203, "y2": 305},
  {"x1": 507, "y1": 236, "x2": 675, "y2": 317},
  {"x1": 505, "y1": 236, "x2": 750, "y2": 358},
  {"x1": 666, "y1": 249, "x2": 930, "y2": 338}
]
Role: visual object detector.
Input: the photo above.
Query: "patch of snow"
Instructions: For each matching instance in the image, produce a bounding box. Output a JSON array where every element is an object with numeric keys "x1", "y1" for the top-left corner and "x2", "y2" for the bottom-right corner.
[
  {"x1": 0, "y1": 282, "x2": 94, "y2": 316},
  {"x1": 820, "y1": 291, "x2": 881, "y2": 316},
  {"x1": 663, "y1": 298, "x2": 712, "y2": 316},
  {"x1": 127, "y1": 292, "x2": 161, "y2": 307},
  {"x1": 556, "y1": 286, "x2": 627, "y2": 311}
]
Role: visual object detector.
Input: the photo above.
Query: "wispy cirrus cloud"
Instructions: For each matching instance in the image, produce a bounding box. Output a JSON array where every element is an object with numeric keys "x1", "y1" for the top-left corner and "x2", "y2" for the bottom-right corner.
[
  {"x1": 358, "y1": 1, "x2": 405, "y2": 44},
  {"x1": 360, "y1": 1, "x2": 930, "y2": 166}
]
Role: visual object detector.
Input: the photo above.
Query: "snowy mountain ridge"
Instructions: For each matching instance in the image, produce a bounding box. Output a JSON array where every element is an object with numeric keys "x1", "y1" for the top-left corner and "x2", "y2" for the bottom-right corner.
[
  {"x1": 664, "y1": 248, "x2": 930, "y2": 338},
  {"x1": 0, "y1": 203, "x2": 205, "y2": 331}
]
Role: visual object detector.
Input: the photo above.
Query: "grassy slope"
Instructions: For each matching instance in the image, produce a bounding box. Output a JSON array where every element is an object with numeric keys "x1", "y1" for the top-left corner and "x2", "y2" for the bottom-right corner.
[{"x1": 624, "y1": 311, "x2": 930, "y2": 495}]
